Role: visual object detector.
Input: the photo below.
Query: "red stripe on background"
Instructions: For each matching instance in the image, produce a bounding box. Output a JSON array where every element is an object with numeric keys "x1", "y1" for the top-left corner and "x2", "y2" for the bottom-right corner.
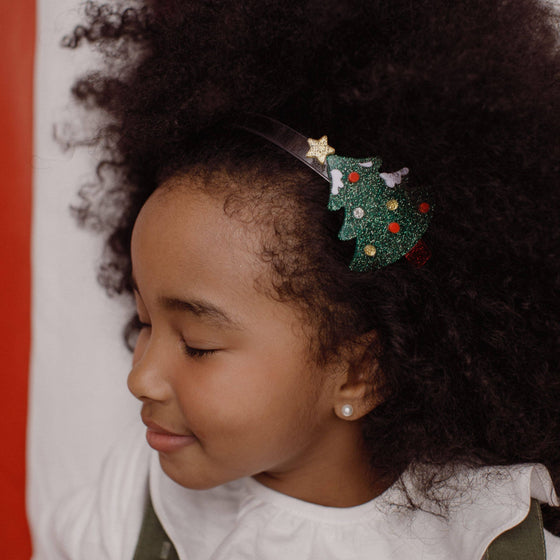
[{"x1": 0, "y1": 0, "x2": 35, "y2": 557}]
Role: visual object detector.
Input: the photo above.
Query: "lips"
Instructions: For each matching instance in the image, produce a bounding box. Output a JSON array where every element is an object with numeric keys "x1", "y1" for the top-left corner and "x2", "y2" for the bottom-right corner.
[{"x1": 142, "y1": 418, "x2": 197, "y2": 453}]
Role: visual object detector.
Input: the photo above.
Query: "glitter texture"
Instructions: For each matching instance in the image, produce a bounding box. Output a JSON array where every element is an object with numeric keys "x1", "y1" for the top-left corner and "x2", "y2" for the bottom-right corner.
[
  {"x1": 326, "y1": 154, "x2": 432, "y2": 271},
  {"x1": 306, "y1": 136, "x2": 335, "y2": 164}
]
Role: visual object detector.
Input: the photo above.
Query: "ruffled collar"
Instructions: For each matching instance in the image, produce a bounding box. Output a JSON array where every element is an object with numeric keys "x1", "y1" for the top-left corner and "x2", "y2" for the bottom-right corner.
[{"x1": 149, "y1": 452, "x2": 558, "y2": 560}]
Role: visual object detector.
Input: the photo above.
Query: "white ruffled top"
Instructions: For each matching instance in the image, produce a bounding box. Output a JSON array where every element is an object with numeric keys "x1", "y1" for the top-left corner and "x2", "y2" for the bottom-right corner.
[{"x1": 151, "y1": 450, "x2": 560, "y2": 560}]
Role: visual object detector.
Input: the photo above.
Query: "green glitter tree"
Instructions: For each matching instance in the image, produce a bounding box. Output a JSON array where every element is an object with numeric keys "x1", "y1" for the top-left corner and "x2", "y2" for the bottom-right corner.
[{"x1": 325, "y1": 154, "x2": 432, "y2": 271}]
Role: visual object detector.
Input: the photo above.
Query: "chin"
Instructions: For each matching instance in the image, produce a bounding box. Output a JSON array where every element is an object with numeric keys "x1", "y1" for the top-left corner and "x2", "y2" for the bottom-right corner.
[{"x1": 159, "y1": 455, "x2": 235, "y2": 491}]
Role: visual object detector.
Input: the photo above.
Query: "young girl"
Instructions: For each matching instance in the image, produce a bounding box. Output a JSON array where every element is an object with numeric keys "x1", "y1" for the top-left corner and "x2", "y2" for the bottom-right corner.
[{"x1": 38, "y1": 0, "x2": 560, "y2": 558}]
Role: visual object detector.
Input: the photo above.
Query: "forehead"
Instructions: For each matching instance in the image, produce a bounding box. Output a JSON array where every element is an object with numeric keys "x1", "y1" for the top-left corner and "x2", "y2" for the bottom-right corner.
[{"x1": 131, "y1": 174, "x2": 273, "y2": 312}]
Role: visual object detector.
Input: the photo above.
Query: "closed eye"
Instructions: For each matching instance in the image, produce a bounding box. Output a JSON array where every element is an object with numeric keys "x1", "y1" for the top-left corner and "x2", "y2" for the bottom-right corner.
[
  {"x1": 182, "y1": 343, "x2": 218, "y2": 359},
  {"x1": 134, "y1": 314, "x2": 151, "y2": 330}
]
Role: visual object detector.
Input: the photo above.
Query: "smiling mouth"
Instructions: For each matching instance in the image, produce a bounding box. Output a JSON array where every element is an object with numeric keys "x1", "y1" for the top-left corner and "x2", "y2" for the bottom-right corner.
[{"x1": 142, "y1": 418, "x2": 197, "y2": 453}]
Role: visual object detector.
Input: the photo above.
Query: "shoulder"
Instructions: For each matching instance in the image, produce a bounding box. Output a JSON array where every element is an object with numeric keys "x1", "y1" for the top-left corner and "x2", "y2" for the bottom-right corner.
[
  {"x1": 386, "y1": 463, "x2": 560, "y2": 560},
  {"x1": 33, "y1": 421, "x2": 150, "y2": 560}
]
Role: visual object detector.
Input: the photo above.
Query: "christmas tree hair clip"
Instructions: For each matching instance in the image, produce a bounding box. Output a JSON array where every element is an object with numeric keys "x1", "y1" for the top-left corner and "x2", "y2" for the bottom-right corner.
[{"x1": 237, "y1": 115, "x2": 433, "y2": 272}]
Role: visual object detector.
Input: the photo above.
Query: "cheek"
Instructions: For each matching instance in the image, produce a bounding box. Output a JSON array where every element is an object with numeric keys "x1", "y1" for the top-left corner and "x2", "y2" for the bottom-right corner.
[{"x1": 174, "y1": 353, "x2": 325, "y2": 438}]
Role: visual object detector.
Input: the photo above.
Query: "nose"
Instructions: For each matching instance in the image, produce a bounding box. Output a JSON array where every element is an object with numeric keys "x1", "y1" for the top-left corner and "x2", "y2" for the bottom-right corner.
[{"x1": 127, "y1": 328, "x2": 172, "y2": 403}]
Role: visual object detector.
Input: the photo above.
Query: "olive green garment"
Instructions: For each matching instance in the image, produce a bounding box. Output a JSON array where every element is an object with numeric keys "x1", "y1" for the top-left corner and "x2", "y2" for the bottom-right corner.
[{"x1": 485, "y1": 499, "x2": 545, "y2": 560}]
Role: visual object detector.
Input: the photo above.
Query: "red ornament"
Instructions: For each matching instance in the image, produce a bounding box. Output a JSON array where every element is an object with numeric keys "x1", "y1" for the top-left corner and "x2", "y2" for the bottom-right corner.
[
  {"x1": 405, "y1": 239, "x2": 431, "y2": 268},
  {"x1": 418, "y1": 202, "x2": 431, "y2": 214},
  {"x1": 388, "y1": 222, "x2": 400, "y2": 233},
  {"x1": 348, "y1": 172, "x2": 360, "y2": 183}
]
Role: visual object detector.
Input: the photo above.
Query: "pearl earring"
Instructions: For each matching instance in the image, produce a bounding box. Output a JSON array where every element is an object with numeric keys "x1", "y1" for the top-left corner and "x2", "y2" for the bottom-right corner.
[{"x1": 341, "y1": 404, "x2": 353, "y2": 418}]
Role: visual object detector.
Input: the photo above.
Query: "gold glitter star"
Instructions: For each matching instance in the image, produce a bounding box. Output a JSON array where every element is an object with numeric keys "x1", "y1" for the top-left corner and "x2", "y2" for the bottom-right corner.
[{"x1": 306, "y1": 135, "x2": 335, "y2": 164}]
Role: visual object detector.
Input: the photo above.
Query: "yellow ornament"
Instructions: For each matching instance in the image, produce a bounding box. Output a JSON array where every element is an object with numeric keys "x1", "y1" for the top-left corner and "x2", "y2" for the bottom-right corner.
[
  {"x1": 306, "y1": 136, "x2": 335, "y2": 164},
  {"x1": 363, "y1": 244, "x2": 377, "y2": 257},
  {"x1": 386, "y1": 199, "x2": 399, "y2": 211}
]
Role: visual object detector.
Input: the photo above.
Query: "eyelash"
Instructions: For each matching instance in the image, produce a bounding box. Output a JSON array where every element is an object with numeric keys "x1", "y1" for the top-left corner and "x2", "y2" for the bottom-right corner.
[
  {"x1": 135, "y1": 316, "x2": 216, "y2": 359},
  {"x1": 134, "y1": 313, "x2": 150, "y2": 329},
  {"x1": 182, "y1": 344, "x2": 217, "y2": 359}
]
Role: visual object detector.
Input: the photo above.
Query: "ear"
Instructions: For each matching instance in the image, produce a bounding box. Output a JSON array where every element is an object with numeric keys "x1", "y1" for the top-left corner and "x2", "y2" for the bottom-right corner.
[{"x1": 332, "y1": 331, "x2": 385, "y2": 421}]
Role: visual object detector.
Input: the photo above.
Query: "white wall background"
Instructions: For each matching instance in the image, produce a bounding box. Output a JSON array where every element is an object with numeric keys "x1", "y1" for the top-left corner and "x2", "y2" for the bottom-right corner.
[{"x1": 28, "y1": 0, "x2": 137, "y2": 537}]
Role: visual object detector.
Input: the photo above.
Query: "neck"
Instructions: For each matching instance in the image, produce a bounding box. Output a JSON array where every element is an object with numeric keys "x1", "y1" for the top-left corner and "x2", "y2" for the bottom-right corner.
[{"x1": 253, "y1": 420, "x2": 392, "y2": 508}]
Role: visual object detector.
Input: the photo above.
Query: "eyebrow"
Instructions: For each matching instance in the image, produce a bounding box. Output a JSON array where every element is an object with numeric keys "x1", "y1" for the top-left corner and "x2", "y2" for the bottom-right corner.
[
  {"x1": 158, "y1": 295, "x2": 241, "y2": 329},
  {"x1": 131, "y1": 274, "x2": 241, "y2": 329}
]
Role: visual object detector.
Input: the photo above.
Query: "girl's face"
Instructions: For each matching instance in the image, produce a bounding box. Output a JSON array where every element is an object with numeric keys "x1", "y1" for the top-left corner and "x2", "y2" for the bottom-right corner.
[{"x1": 128, "y1": 175, "x2": 361, "y2": 498}]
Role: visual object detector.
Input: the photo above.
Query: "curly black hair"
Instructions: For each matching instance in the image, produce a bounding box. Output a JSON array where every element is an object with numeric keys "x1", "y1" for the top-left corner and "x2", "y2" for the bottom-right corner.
[{"x1": 65, "y1": 0, "x2": 560, "y2": 531}]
